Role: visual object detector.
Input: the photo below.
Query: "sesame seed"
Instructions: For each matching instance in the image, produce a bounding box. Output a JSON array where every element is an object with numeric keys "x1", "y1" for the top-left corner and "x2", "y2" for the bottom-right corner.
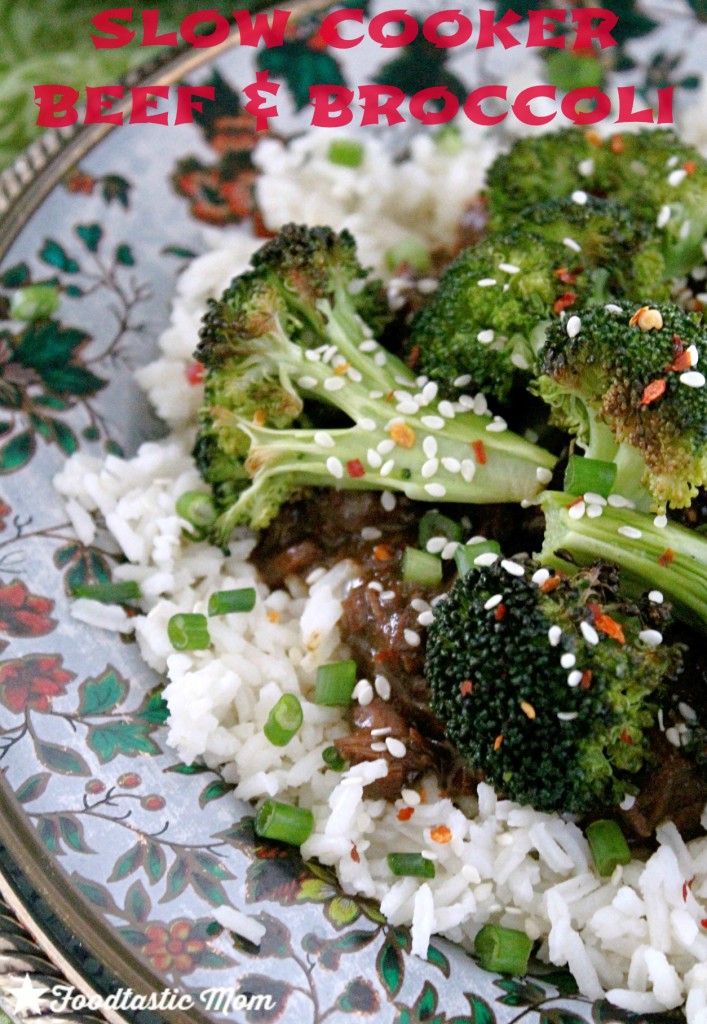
[
  {"x1": 604, "y1": 303, "x2": 623, "y2": 315},
  {"x1": 374, "y1": 674, "x2": 391, "y2": 699},
  {"x1": 484, "y1": 594, "x2": 504, "y2": 610},
  {"x1": 477, "y1": 329, "x2": 495, "y2": 344},
  {"x1": 424, "y1": 483, "x2": 446, "y2": 497},
  {"x1": 361, "y1": 526, "x2": 382, "y2": 541},
  {"x1": 648, "y1": 590, "x2": 664, "y2": 604},
  {"x1": 298, "y1": 375, "x2": 318, "y2": 389},
  {"x1": 557, "y1": 711, "x2": 579, "y2": 722},
  {"x1": 305, "y1": 567, "x2": 327, "y2": 585},
  {"x1": 422, "y1": 458, "x2": 439, "y2": 478},
  {"x1": 658, "y1": 709, "x2": 665, "y2": 731},
  {"x1": 678, "y1": 701, "x2": 697, "y2": 721},
  {"x1": 360, "y1": 417, "x2": 377, "y2": 431},
  {"x1": 680, "y1": 218, "x2": 692, "y2": 240},
  {"x1": 381, "y1": 491, "x2": 396, "y2": 512},
  {"x1": 397, "y1": 401, "x2": 420, "y2": 415},
  {"x1": 654, "y1": 514, "x2": 668, "y2": 528},
  {"x1": 438, "y1": 400, "x2": 456, "y2": 419},
  {"x1": 367, "y1": 581, "x2": 383, "y2": 592},
  {"x1": 394, "y1": 390, "x2": 413, "y2": 402},
  {"x1": 561, "y1": 653, "x2": 576, "y2": 669},
  {"x1": 324, "y1": 376, "x2": 345, "y2": 392},
  {"x1": 454, "y1": 375, "x2": 472, "y2": 387},
  {"x1": 486, "y1": 416, "x2": 508, "y2": 433},
  {"x1": 536, "y1": 467, "x2": 553, "y2": 485},
  {"x1": 367, "y1": 449, "x2": 383, "y2": 469},
  {"x1": 687, "y1": 344, "x2": 699, "y2": 366},
  {"x1": 501, "y1": 559, "x2": 524, "y2": 577},
  {"x1": 566, "y1": 315, "x2": 582, "y2": 338},
  {"x1": 305, "y1": 349, "x2": 321, "y2": 362},
  {"x1": 618, "y1": 525, "x2": 642, "y2": 539},
  {"x1": 426, "y1": 537, "x2": 447, "y2": 555},
  {"x1": 581, "y1": 621, "x2": 599, "y2": 645},
  {"x1": 584, "y1": 492, "x2": 607, "y2": 506},
  {"x1": 354, "y1": 679, "x2": 374, "y2": 705},
  {"x1": 374, "y1": 352, "x2": 387, "y2": 366},
  {"x1": 326, "y1": 456, "x2": 344, "y2": 479},
  {"x1": 417, "y1": 610, "x2": 434, "y2": 626},
  {"x1": 666, "y1": 155, "x2": 679, "y2": 168},
  {"x1": 442, "y1": 541, "x2": 460, "y2": 560},
  {"x1": 421, "y1": 381, "x2": 439, "y2": 404},
  {"x1": 511, "y1": 352, "x2": 530, "y2": 370},
  {"x1": 657, "y1": 205, "x2": 671, "y2": 228},
  {"x1": 680, "y1": 370, "x2": 706, "y2": 388},
  {"x1": 668, "y1": 168, "x2": 687, "y2": 187},
  {"x1": 386, "y1": 737, "x2": 407, "y2": 758},
  {"x1": 423, "y1": 436, "x2": 438, "y2": 458},
  {"x1": 608, "y1": 494, "x2": 635, "y2": 509},
  {"x1": 578, "y1": 157, "x2": 594, "y2": 176},
  {"x1": 461, "y1": 460, "x2": 476, "y2": 482},
  {"x1": 441, "y1": 456, "x2": 461, "y2": 473},
  {"x1": 499, "y1": 262, "x2": 521, "y2": 274},
  {"x1": 568, "y1": 500, "x2": 586, "y2": 520},
  {"x1": 348, "y1": 367, "x2": 363, "y2": 383},
  {"x1": 421, "y1": 415, "x2": 445, "y2": 429},
  {"x1": 401, "y1": 788, "x2": 421, "y2": 806},
  {"x1": 473, "y1": 394, "x2": 489, "y2": 415},
  {"x1": 371, "y1": 727, "x2": 392, "y2": 737},
  {"x1": 619, "y1": 794, "x2": 636, "y2": 810},
  {"x1": 314, "y1": 431, "x2": 336, "y2": 448},
  {"x1": 380, "y1": 459, "x2": 395, "y2": 477},
  {"x1": 532, "y1": 568, "x2": 550, "y2": 586},
  {"x1": 411, "y1": 598, "x2": 430, "y2": 612},
  {"x1": 359, "y1": 340, "x2": 377, "y2": 352},
  {"x1": 665, "y1": 726, "x2": 681, "y2": 748},
  {"x1": 563, "y1": 237, "x2": 582, "y2": 253},
  {"x1": 404, "y1": 629, "x2": 421, "y2": 647},
  {"x1": 571, "y1": 190, "x2": 588, "y2": 205},
  {"x1": 370, "y1": 390, "x2": 384, "y2": 399},
  {"x1": 586, "y1": 504, "x2": 604, "y2": 519},
  {"x1": 639, "y1": 629, "x2": 663, "y2": 646},
  {"x1": 477, "y1": 278, "x2": 497, "y2": 287},
  {"x1": 475, "y1": 552, "x2": 499, "y2": 567},
  {"x1": 568, "y1": 670, "x2": 583, "y2": 687},
  {"x1": 370, "y1": 741, "x2": 387, "y2": 752},
  {"x1": 377, "y1": 439, "x2": 396, "y2": 455}
]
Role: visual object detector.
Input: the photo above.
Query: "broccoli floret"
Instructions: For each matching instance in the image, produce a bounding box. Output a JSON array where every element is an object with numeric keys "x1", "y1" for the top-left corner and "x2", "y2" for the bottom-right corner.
[
  {"x1": 540, "y1": 490, "x2": 707, "y2": 637},
  {"x1": 425, "y1": 558, "x2": 682, "y2": 813},
  {"x1": 406, "y1": 197, "x2": 668, "y2": 405},
  {"x1": 195, "y1": 224, "x2": 557, "y2": 543},
  {"x1": 534, "y1": 300, "x2": 707, "y2": 511},
  {"x1": 486, "y1": 128, "x2": 707, "y2": 278}
]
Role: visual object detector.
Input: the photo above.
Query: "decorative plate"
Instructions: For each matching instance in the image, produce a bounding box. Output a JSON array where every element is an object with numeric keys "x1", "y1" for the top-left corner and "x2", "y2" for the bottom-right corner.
[{"x1": 0, "y1": 2, "x2": 705, "y2": 1021}]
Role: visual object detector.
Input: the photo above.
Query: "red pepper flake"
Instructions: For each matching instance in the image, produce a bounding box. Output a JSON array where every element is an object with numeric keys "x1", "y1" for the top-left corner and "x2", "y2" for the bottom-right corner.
[
  {"x1": 554, "y1": 267, "x2": 578, "y2": 285},
  {"x1": 397, "y1": 806, "x2": 415, "y2": 822},
  {"x1": 540, "y1": 575, "x2": 562, "y2": 593},
  {"x1": 701, "y1": 919, "x2": 707, "y2": 928},
  {"x1": 668, "y1": 350, "x2": 692, "y2": 373},
  {"x1": 589, "y1": 604, "x2": 626, "y2": 644},
  {"x1": 640, "y1": 378, "x2": 667, "y2": 406},
  {"x1": 407, "y1": 344, "x2": 421, "y2": 369},
  {"x1": 620, "y1": 730, "x2": 634, "y2": 745},
  {"x1": 459, "y1": 679, "x2": 473, "y2": 697},
  {"x1": 553, "y1": 292, "x2": 577, "y2": 314},
  {"x1": 373, "y1": 544, "x2": 393, "y2": 562},
  {"x1": 610, "y1": 134, "x2": 624, "y2": 154},
  {"x1": 585, "y1": 129, "x2": 603, "y2": 148},
  {"x1": 430, "y1": 825, "x2": 452, "y2": 844},
  {"x1": 351, "y1": 842, "x2": 360, "y2": 863},
  {"x1": 494, "y1": 603, "x2": 507, "y2": 621},
  {"x1": 683, "y1": 878, "x2": 694, "y2": 901},
  {"x1": 684, "y1": 160, "x2": 698, "y2": 176},
  {"x1": 184, "y1": 361, "x2": 205, "y2": 385},
  {"x1": 493, "y1": 734, "x2": 504, "y2": 751},
  {"x1": 580, "y1": 670, "x2": 593, "y2": 690},
  {"x1": 471, "y1": 440, "x2": 487, "y2": 465},
  {"x1": 658, "y1": 548, "x2": 675, "y2": 566},
  {"x1": 346, "y1": 458, "x2": 366, "y2": 479},
  {"x1": 253, "y1": 408, "x2": 267, "y2": 426}
]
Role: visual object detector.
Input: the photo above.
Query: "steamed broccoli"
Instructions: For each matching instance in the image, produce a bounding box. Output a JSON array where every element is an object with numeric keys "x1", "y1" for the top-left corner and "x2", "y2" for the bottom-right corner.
[
  {"x1": 194, "y1": 224, "x2": 557, "y2": 543},
  {"x1": 425, "y1": 558, "x2": 682, "y2": 814},
  {"x1": 486, "y1": 128, "x2": 707, "y2": 278},
  {"x1": 406, "y1": 196, "x2": 668, "y2": 404},
  {"x1": 534, "y1": 300, "x2": 707, "y2": 511}
]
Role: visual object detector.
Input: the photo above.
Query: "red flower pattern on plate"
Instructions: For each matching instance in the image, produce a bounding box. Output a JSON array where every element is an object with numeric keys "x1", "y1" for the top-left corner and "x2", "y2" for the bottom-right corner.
[
  {"x1": 0, "y1": 654, "x2": 74, "y2": 714},
  {"x1": 143, "y1": 919, "x2": 206, "y2": 973},
  {"x1": 0, "y1": 580, "x2": 56, "y2": 638}
]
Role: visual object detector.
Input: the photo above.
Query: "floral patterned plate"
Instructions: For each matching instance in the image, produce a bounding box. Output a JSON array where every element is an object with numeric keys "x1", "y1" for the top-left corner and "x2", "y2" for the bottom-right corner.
[{"x1": 0, "y1": 2, "x2": 703, "y2": 1021}]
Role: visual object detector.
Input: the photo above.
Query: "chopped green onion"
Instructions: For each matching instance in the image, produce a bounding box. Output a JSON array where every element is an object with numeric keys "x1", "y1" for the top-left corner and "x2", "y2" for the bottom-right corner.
[
  {"x1": 402, "y1": 547, "x2": 443, "y2": 586},
  {"x1": 10, "y1": 283, "x2": 60, "y2": 321},
  {"x1": 322, "y1": 745, "x2": 347, "y2": 771},
  {"x1": 564, "y1": 455, "x2": 617, "y2": 499},
  {"x1": 474, "y1": 924, "x2": 533, "y2": 975},
  {"x1": 387, "y1": 852, "x2": 436, "y2": 878},
  {"x1": 586, "y1": 819, "x2": 631, "y2": 876},
  {"x1": 385, "y1": 236, "x2": 431, "y2": 274},
  {"x1": 314, "y1": 659, "x2": 357, "y2": 705},
  {"x1": 327, "y1": 138, "x2": 364, "y2": 167},
  {"x1": 264, "y1": 694, "x2": 303, "y2": 747},
  {"x1": 418, "y1": 510, "x2": 463, "y2": 549},
  {"x1": 455, "y1": 539, "x2": 502, "y2": 577},
  {"x1": 254, "y1": 799, "x2": 314, "y2": 845},
  {"x1": 72, "y1": 581, "x2": 141, "y2": 604},
  {"x1": 168, "y1": 613, "x2": 211, "y2": 650},
  {"x1": 208, "y1": 587, "x2": 256, "y2": 616},
  {"x1": 176, "y1": 490, "x2": 217, "y2": 530}
]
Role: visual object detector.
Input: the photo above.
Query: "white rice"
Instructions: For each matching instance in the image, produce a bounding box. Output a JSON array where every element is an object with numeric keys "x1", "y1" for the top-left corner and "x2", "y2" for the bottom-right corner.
[{"x1": 54, "y1": 121, "x2": 707, "y2": 1019}]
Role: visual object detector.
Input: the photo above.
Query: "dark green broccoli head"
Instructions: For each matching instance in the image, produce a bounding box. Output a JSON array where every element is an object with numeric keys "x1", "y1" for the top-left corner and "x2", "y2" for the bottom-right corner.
[
  {"x1": 426, "y1": 559, "x2": 682, "y2": 813},
  {"x1": 406, "y1": 197, "x2": 669, "y2": 405},
  {"x1": 486, "y1": 128, "x2": 707, "y2": 277},
  {"x1": 535, "y1": 300, "x2": 707, "y2": 510}
]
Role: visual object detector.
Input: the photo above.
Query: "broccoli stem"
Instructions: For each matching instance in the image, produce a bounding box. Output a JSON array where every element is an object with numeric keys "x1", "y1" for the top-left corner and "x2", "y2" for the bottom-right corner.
[{"x1": 540, "y1": 490, "x2": 707, "y2": 635}]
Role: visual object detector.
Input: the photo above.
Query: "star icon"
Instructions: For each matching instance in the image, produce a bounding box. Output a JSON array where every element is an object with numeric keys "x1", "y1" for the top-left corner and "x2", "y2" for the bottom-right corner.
[{"x1": 2, "y1": 974, "x2": 49, "y2": 1017}]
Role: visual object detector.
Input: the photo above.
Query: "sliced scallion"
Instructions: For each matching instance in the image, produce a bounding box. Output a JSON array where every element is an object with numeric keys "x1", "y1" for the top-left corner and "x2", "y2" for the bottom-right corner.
[
  {"x1": 564, "y1": 455, "x2": 617, "y2": 499},
  {"x1": 586, "y1": 818, "x2": 631, "y2": 876},
  {"x1": 254, "y1": 799, "x2": 314, "y2": 845},
  {"x1": 264, "y1": 694, "x2": 303, "y2": 747},
  {"x1": 474, "y1": 924, "x2": 533, "y2": 975},
  {"x1": 327, "y1": 139, "x2": 364, "y2": 168},
  {"x1": 72, "y1": 581, "x2": 141, "y2": 603},
  {"x1": 387, "y1": 852, "x2": 436, "y2": 878},
  {"x1": 11, "y1": 283, "x2": 60, "y2": 321},
  {"x1": 418, "y1": 509, "x2": 462, "y2": 549},
  {"x1": 455, "y1": 539, "x2": 502, "y2": 577},
  {"x1": 402, "y1": 547, "x2": 443, "y2": 586},
  {"x1": 314, "y1": 659, "x2": 357, "y2": 706},
  {"x1": 322, "y1": 745, "x2": 347, "y2": 771},
  {"x1": 175, "y1": 490, "x2": 217, "y2": 530},
  {"x1": 208, "y1": 587, "x2": 256, "y2": 616},
  {"x1": 168, "y1": 613, "x2": 211, "y2": 650}
]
